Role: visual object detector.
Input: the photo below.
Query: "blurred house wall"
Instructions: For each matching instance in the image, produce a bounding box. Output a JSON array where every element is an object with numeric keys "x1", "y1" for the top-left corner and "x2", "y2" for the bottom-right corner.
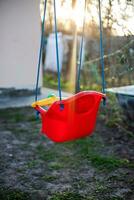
[{"x1": 0, "y1": 0, "x2": 42, "y2": 92}]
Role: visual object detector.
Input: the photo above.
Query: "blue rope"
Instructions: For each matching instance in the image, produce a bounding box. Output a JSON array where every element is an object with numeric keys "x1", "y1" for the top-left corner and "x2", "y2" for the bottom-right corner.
[
  {"x1": 53, "y1": 0, "x2": 62, "y2": 102},
  {"x1": 76, "y1": 0, "x2": 87, "y2": 93},
  {"x1": 98, "y1": 0, "x2": 106, "y2": 95},
  {"x1": 35, "y1": 0, "x2": 47, "y2": 118},
  {"x1": 35, "y1": 0, "x2": 47, "y2": 103}
]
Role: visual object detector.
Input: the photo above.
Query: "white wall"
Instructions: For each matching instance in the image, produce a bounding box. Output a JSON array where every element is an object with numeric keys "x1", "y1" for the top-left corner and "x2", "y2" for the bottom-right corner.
[{"x1": 0, "y1": 0, "x2": 42, "y2": 90}]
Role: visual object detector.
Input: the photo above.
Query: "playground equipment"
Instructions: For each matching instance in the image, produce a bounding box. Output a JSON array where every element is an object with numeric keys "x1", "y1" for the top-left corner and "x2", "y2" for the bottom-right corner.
[{"x1": 32, "y1": 0, "x2": 106, "y2": 142}]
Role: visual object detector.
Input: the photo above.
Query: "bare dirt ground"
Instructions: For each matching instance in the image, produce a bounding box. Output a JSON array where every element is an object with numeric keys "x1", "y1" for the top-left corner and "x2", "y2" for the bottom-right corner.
[{"x1": 0, "y1": 105, "x2": 133, "y2": 200}]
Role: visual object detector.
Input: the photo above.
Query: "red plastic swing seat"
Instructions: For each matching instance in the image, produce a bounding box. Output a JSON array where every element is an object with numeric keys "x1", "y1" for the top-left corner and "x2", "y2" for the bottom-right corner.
[{"x1": 35, "y1": 91, "x2": 105, "y2": 143}]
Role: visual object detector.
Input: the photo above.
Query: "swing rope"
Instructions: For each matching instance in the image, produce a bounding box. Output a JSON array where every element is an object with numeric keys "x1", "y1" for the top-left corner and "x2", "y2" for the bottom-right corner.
[
  {"x1": 53, "y1": 0, "x2": 62, "y2": 102},
  {"x1": 98, "y1": 0, "x2": 106, "y2": 95},
  {"x1": 76, "y1": 0, "x2": 87, "y2": 93},
  {"x1": 35, "y1": 0, "x2": 47, "y2": 103},
  {"x1": 35, "y1": 0, "x2": 105, "y2": 111}
]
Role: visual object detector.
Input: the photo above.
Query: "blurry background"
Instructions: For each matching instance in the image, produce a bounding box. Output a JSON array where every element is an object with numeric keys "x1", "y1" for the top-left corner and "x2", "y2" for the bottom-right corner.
[
  {"x1": 41, "y1": 0, "x2": 134, "y2": 93},
  {"x1": 0, "y1": 0, "x2": 133, "y2": 95}
]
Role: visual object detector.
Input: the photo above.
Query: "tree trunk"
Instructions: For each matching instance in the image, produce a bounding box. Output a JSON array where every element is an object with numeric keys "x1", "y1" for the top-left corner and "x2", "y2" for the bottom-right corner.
[{"x1": 66, "y1": 0, "x2": 77, "y2": 93}]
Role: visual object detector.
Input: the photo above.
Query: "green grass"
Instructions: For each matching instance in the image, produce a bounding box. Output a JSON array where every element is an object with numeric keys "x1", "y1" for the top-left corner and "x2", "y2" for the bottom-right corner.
[
  {"x1": 43, "y1": 73, "x2": 69, "y2": 91},
  {"x1": 43, "y1": 72, "x2": 102, "y2": 92},
  {"x1": 42, "y1": 175, "x2": 57, "y2": 182},
  {"x1": 95, "y1": 182, "x2": 108, "y2": 193},
  {"x1": 109, "y1": 197, "x2": 124, "y2": 200},
  {"x1": 36, "y1": 144, "x2": 58, "y2": 161},
  {"x1": 50, "y1": 192, "x2": 85, "y2": 200},
  {"x1": 49, "y1": 162, "x2": 63, "y2": 170},
  {"x1": 26, "y1": 160, "x2": 39, "y2": 169},
  {"x1": 0, "y1": 188, "x2": 30, "y2": 200},
  {"x1": 0, "y1": 107, "x2": 36, "y2": 123},
  {"x1": 67, "y1": 137, "x2": 132, "y2": 171},
  {"x1": 0, "y1": 108, "x2": 24, "y2": 122},
  {"x1": 90, "y1": 155, "x2": 130, "y2": 170}
]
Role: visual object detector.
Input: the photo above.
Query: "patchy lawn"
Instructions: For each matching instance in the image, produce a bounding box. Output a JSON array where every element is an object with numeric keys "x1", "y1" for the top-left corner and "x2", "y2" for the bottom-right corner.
[{"x1": 0, "y1": 102, "x2": 133, "y2": 200}]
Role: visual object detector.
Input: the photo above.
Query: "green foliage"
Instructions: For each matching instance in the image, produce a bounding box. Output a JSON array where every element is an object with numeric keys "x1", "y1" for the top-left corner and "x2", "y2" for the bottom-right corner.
[
  {"x1": 43, "y1": 71, "x2": 101, "y2": 92},
  {"x1": 43, "y1": 72, "x2": 69, "y2": 91}
]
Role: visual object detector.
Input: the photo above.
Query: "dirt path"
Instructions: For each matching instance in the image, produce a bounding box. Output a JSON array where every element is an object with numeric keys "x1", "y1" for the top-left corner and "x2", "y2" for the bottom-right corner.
[{"x1": 0, "y1": 106, "x2": 133, "y2": 200}]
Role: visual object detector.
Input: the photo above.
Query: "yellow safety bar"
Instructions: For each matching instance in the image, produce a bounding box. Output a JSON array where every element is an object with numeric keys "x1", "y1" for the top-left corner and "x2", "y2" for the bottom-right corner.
[{"x1": 31, "y1": 96, "x2": 59, "y2": 108}]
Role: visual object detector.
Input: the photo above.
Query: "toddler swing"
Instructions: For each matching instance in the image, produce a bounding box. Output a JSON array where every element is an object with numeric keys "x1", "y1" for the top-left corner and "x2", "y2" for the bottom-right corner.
[{"x1": 32, "y1": 0, "x2": 106, "y2": 143}]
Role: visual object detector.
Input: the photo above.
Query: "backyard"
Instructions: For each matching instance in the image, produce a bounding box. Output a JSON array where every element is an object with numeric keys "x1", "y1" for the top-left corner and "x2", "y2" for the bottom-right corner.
[
  {"x1": 0, "y1": 96, "x2": 133, "y2": 200},
  {"x1": 0, "y1": 0, "x2": 134, "y2": 199}
]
